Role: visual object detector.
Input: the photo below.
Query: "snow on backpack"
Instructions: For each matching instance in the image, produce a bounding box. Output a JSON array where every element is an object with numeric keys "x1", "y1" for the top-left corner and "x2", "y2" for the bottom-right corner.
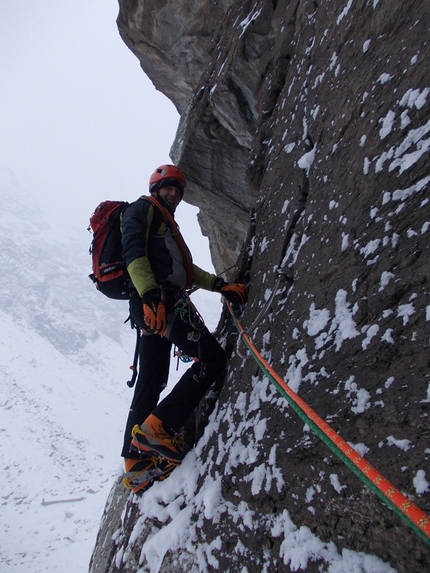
[{"x1": 88, "y1": 200, "x2": 133, "y2": 300}]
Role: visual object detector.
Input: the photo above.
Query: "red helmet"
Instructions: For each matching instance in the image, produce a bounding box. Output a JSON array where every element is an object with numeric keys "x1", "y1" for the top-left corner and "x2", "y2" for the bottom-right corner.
[{"x1": 149, "y1": 165, "x2": 186, "y2": 195}]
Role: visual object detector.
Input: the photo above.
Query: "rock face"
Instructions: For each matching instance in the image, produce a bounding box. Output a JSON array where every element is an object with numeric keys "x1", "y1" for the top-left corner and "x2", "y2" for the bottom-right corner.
[{"x1": 90, "y1": 1, "x2": 430, "y2": 572}]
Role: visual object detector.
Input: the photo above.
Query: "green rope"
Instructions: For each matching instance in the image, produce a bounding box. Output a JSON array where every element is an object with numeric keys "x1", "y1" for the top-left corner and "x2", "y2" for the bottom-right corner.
[{"x1": 231, "y1": 311, "x2": 430, "y2": 546}]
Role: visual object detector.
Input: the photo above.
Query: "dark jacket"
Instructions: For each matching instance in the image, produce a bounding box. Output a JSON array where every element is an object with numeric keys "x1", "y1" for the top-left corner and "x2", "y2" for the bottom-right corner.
[{"x1": 121, "y1": 196, "x2": 216, "y2": 297}]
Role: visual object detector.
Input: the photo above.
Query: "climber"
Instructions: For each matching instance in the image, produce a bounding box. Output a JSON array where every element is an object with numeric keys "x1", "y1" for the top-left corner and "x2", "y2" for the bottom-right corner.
[{"x1": 120, "y1": 164, "x2": 248, "y2": 494}]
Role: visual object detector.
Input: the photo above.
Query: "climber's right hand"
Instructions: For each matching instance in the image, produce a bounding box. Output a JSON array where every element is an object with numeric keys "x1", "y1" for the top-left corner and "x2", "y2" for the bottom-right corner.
[
  {"x1": 213, "y1": 278, "x2": 249, "y2": 309},
  {"x1": 142, "y1": 289, "x2": 166, "y2": 335},
  {"x1": 220, "y1": 283, "x2": 249, "y2": 306}
]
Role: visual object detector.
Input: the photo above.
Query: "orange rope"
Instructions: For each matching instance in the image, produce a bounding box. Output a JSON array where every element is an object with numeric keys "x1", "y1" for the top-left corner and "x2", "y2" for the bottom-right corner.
[{"x1": 229, "y1": 304, "x2": 430, "y2": 544}]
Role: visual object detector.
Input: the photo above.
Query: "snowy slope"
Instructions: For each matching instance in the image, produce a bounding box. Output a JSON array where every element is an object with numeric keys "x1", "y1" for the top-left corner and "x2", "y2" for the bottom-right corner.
[
  {"x1": 0, "y1": 310, "x2": 131, "y2": 572},
  {"x1": 0, "y1": 169, "x2": 222, "y2": 572},
  {"x1": 0, "y1": 170, "x2": 133, "y2": 572}
]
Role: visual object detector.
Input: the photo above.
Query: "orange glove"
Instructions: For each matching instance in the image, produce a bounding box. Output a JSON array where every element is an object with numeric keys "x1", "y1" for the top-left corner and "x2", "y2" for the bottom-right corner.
[
  {"x1": 142, "y1": 289, "x2": 167, "y2": 335},
  {"x1": 213, "y1": 278, "x2": 248, "y2": 307},
  {"x1": 220, "y1": 283, "x2": 248, "y2": 306}
]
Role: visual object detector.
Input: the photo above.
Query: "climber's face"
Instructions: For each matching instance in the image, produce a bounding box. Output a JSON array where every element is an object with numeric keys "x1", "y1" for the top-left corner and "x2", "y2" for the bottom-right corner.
[{"x1": 158, "y1": 185, "x2": 182, "y2": 211}]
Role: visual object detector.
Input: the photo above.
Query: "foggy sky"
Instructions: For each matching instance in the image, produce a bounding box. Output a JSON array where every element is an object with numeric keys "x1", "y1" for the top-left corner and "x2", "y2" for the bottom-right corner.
[{"x1": 0, "y1": 0, "x2": 213, "y2": 269}]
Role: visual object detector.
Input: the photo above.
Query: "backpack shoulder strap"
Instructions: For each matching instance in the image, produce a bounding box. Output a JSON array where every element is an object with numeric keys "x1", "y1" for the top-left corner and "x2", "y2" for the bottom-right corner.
[{"x1": 139, "y1": 195, "x2": 194, "y2": 288}]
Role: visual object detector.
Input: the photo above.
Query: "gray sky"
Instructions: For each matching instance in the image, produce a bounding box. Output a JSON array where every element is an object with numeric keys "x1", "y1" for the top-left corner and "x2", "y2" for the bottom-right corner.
[{"x1": 0, "y1": 0, "x2": 213, "y2": 269}]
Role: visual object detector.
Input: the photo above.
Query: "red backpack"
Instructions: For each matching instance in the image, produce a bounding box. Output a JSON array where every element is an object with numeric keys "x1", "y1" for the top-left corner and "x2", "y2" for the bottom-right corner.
[
  {"x1": 88, "y1": 196, "x2": 194, "y2": 300},
  {"x1": 88, "y1": 200, "x2": 133, "y2": 300}
]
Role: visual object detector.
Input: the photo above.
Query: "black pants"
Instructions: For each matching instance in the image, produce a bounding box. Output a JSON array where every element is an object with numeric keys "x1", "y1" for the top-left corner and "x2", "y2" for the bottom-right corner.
[{"x1": 121, "y1": 295, "x2": 226, "y2": 459}]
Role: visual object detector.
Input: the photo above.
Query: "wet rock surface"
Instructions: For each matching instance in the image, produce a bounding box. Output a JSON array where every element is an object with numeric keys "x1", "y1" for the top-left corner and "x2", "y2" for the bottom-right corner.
[{"x1": 90, "y1": 1, "x2": 430, "y2": 571}]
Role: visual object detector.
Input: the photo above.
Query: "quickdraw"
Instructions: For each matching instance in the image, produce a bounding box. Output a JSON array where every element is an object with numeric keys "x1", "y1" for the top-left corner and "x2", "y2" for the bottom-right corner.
[{"x1": 174, "y1": 348, "x2": 194, "y2": 370}]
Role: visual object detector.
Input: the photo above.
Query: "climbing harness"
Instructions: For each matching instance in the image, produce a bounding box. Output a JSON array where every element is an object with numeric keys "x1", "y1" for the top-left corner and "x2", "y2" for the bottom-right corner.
[
  {"x1": 174, "y1": 291, "x2": 205, "y2": 341},
  {"x1": 228, "y1": 302, "x2": 430, "y2": 547},
  {"x1": 170, "y1": 264, "x2": 238, "y2": 370},
  {"x1": 172, "y1": 291, "x2": 206, "y2": 369}
]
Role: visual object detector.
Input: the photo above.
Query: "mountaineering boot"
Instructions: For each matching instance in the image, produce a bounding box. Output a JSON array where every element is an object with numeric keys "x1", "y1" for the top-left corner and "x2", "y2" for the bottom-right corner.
[
  {"x1": 123, "y1": 455, "x2": 180, "y2": 495},
  {"x1": 131, "y1": 414, "x2": 186, "y2": 463},
  {"x1": 122, "y1": 456, "x2": 159, "y2": 494}
]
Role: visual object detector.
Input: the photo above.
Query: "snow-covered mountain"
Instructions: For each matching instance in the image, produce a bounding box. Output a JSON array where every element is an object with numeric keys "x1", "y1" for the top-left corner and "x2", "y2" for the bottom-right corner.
[
  {"x1": 0, "y1": 168, "x2": 132, "y2": 572},
  {"x1": 0, "y1": 169, "x2": 221, "y2": 572}
]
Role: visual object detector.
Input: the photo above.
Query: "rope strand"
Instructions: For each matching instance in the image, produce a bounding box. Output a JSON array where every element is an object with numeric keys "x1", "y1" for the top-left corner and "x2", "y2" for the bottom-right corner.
[{"x1": 228, "y1": 303, "x2": 430, "y2": 546}]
